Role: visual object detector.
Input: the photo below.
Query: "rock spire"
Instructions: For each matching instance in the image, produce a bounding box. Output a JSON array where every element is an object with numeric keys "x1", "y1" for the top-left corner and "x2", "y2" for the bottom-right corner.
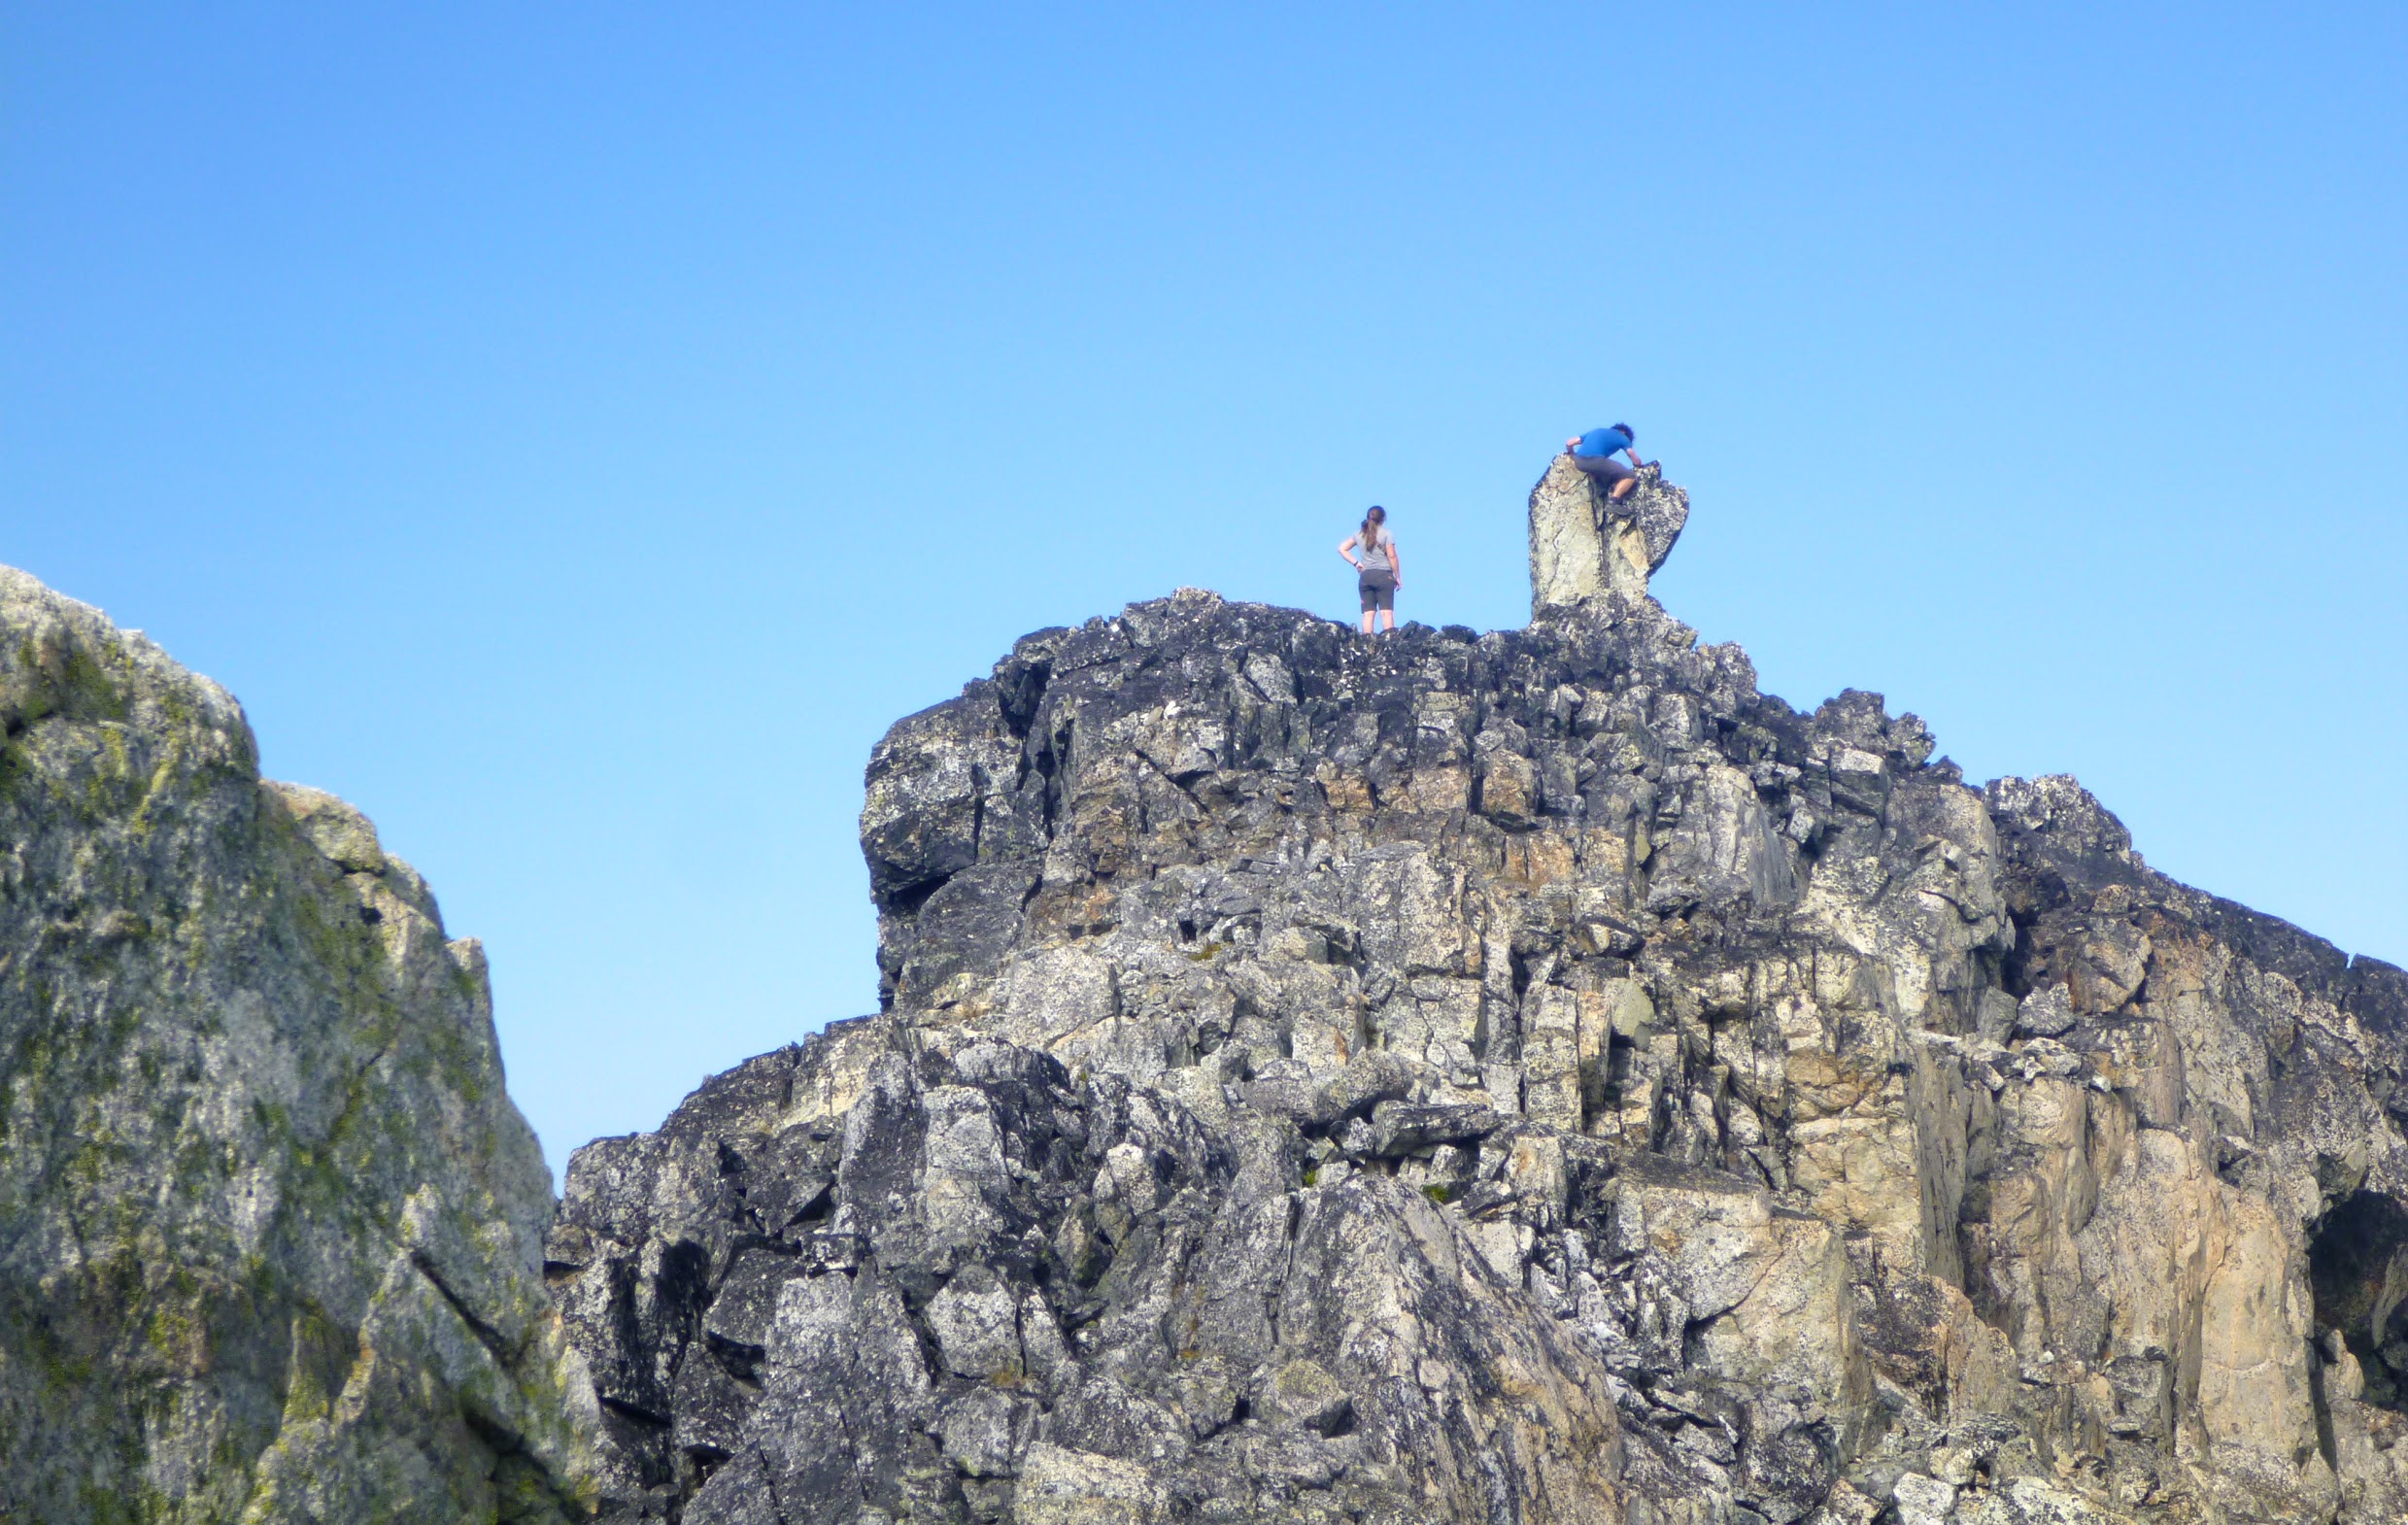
[{"x1": 1529, "y1": 455, "x2": 1689, "y2": 614}]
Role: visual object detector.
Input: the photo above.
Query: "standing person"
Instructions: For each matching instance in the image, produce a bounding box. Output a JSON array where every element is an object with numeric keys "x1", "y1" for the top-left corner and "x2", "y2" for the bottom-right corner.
[
  {"x1": 1340, "y1": 506, "x2": 1402, "y2": 634},
  {"x1": 1566, "y1": 423, "x2": 1646, "y2": 500}
]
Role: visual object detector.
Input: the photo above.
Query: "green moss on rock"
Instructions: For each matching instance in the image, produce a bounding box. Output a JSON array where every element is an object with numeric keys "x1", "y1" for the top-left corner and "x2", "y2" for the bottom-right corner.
[{"x1": 0, "y1": 566, "x2": 597, "y2": 1522}]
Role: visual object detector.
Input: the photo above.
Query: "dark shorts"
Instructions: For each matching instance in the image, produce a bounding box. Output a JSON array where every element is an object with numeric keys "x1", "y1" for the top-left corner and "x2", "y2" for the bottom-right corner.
[
  {"x1": 1574, "y1": 453, "x2": 1635, "y2": 487},
  {"x1": 1359, "y1": 573, "x2": 1395, "y2": 612}
]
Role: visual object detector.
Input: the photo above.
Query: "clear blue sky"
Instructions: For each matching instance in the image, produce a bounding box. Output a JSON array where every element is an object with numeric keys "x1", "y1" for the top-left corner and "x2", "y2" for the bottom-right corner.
[{"x1": 6, "y1": 6, "x2": 2402, "y2": 1180}]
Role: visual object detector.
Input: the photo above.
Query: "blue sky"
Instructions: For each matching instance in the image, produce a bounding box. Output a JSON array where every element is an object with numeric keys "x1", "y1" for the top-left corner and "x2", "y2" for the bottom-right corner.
[{"x1": 6, "y1": 5, "x2": 2402, "y2": 1179}]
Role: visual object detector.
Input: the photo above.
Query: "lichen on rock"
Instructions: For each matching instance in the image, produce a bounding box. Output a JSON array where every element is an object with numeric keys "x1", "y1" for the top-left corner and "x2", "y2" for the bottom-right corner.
[{"x1": 0, "y1": 566, "x2": 597, "y2": 1523}]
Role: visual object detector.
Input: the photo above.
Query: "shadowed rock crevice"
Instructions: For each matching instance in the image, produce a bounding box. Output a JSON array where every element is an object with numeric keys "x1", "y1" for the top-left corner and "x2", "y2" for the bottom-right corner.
[{"x1": 2311, "y1": 1191, "x2": 2408, "y2": 1412}]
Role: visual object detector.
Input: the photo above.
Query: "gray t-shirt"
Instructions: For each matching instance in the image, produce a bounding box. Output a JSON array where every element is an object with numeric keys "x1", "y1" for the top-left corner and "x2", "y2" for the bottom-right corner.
[{"x1": 1356, "y1": 529, "x2": 1393, "y2": 575}]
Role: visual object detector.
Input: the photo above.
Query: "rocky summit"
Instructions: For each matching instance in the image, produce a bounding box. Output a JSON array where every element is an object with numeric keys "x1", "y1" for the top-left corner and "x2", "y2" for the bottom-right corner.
[
  {"x1": 551, "y1": 456, "x2": 2408, "y2": 1525},
  {"x1": 11, "y1": 441, "x2": 2403, "y2": 1525},
  {"x1": 0, "y1": 568, "x2": 596, "y2": 1522}
]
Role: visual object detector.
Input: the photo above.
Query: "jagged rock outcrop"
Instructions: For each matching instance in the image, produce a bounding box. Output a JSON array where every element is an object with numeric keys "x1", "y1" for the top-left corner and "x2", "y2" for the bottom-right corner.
[
  {"x1": 0, "y1": 568, "x2": 598, "y2": 1522},
  {"x1": 554, "y1": 467, "x2": 2408, "y2": 1525},
  {"x1": 1530, "y1": 456, "x2": 1687, "y2": 612}
]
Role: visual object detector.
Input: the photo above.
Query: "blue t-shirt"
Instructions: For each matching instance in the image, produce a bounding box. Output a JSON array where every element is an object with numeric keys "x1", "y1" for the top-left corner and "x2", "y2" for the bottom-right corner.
[{"x1": 1575, "y1": 426, "x2": 1633, "y2": 458}]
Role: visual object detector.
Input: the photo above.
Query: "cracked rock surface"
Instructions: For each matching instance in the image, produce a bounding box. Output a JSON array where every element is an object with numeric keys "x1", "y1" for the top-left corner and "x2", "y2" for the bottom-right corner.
[
  {"x1": 0, "y1": 567, "x2": 597, "y2": 1522},
  {"x1": 558, "y1": 468, "x2": 2408, "y2": 1524}
]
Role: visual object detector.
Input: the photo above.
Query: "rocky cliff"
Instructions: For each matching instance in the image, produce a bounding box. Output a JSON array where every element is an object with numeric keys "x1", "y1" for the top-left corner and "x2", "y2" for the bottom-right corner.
[
  {"x1": 553, "y1": 457, "x2": 2408, "y2": 1525},
  {"x1": 0, "y1": 568, "x2": 596, "y2": 1522}
]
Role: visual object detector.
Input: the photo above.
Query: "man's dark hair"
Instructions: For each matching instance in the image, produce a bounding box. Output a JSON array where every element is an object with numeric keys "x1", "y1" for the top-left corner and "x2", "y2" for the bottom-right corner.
[{"x1": 1611, "y1": 423, "x2": 1633, "y2": 440}]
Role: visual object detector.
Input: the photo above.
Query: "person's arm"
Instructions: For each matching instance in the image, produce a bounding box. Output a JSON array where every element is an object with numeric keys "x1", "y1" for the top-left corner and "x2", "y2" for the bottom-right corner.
[
  {"x1": 1386, "y1": 540, "x2": 1401, "y2": 587},
  {"x1": 1339, "y1": 533, "x2": 1363, "y2": 568},
  {"x1": 1566, "y1": 436, "x2": 1582, "y2": 454},
  {"x1": 1622, "y1": 446, "x2": 1644, "y2": 467}
]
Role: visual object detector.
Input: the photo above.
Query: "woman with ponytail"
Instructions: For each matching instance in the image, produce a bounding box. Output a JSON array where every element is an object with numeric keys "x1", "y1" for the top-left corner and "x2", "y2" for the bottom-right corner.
[{"x1": 1339, "y1": 505, "x2": 1402, "y2": 634}]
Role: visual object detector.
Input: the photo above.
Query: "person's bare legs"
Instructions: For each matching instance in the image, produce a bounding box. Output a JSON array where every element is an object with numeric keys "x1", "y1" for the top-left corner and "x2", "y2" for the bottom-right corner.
[
  {"x1": 1360, "y1": 609, "x2": 1375, "y2": 634},
  {"x1": 1378, "y1": 609, "x2": 1396, "y2": 633},
  {"x1": 1576, "y1": 456, "x2": 1640, "y2": 501}
]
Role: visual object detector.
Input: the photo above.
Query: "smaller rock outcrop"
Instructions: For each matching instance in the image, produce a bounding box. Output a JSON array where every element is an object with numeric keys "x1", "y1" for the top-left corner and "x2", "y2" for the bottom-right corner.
[
  {"x1": 0, "y1": 567, "x2": 597, "y2": 1523},
  {"x1": 1528, "y1": 456, "x2": 1688, "y2": 615},
  {"x1": 550, "y1": 1023, "x2": 1632, "y2": 1524}
]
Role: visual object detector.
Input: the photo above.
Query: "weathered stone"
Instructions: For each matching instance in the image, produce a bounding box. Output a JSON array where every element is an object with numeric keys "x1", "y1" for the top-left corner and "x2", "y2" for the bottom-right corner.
[
  {"x1": 1891, "y1": 1473, "x2": 1957, "y2": 1525},
  {"x1": 2016, "y1": 982, "x2": 2080, "y2": 1036},
  {"x1": 0, "y1": 566, "x2": 596, "y2": 1522},
  {"x1": 1367, "y1": 1099, "x2": 1502, "y2": 1155}
]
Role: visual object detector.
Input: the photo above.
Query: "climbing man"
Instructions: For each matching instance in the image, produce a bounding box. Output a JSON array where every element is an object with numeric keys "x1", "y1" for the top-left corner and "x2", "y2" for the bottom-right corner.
[{"x1": 1566, "y1": 424, "x2": 1646, "y2": 500}]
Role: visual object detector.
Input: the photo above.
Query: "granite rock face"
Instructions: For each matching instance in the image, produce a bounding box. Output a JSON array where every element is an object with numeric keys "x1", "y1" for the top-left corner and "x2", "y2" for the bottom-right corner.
[
  {"x1": 0, "y1": 568, "x2": 597, "y2": 1522},
  {"x1": 557, "y1": 473, "x2": 2408, "y2": 1525}
]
